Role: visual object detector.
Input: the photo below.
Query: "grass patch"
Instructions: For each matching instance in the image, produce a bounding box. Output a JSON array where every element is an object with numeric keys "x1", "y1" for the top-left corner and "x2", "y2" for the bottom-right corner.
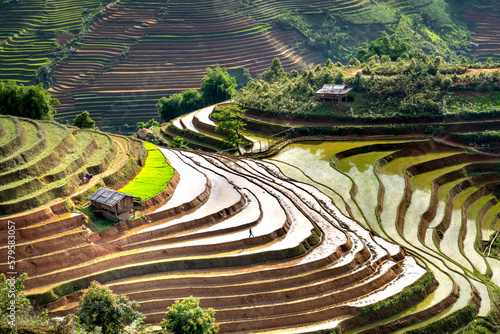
[
  {"x1": 119, "y1": 142, "x2": 174, "y2": 200},
  {"x1": 80, "y1": 205, "x2": 116, "y2": 232},
  {"x1": 360, "y1": 270, "x2": 436, "y2": 316}
]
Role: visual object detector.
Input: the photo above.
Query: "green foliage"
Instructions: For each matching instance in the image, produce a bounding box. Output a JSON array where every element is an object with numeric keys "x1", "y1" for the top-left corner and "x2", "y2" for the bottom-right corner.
[
  {"x1": 136, "y1": 119, "x2": 159, "y2": 131},
  {"x1": 260, "y1": 57, "x2": 285, "y2": 82},
  {"x1": 201, "y1": 65, "x2": 237, "y2": 105},
  {"x1": 450, "y1": 131, "x2": 500, "y2": 145},
  {"x1": 119, "y1": 142, "x2": 174, "y2": 200},
  {"x1": 160, "y1": 297, "x2": 219, "y2": 334},
  {"x1": 275, "y1": 10, "x2": 357, "y2": 63},
  {"x1": 0, "y1": 82, "x2": 59, "y2": 120},
  {"x1": 0, "y1": 273, "x2": 31, "y2": 327},
  {"x1": 157, "y1": 89, "x2": 202, "y2": 122},
  {"x1": 73, "y1": 111, "x2": 95, "y2": 129},
  {"x1": 0, "y1": 0, "x2": 16, "y2": 7},
  {"x1": 407, "y1": 305, "x2": 477, "y2": 334},
  {"x1": 76, "y1": 281, "x2": 143, "y2": 334},
  {"x1": 360, "y1": 271, "x2": 435, "y2": 316},
  {"x1": 356, "y1": 31, "x2": 417, "y2": 62},
  {"x1": 172, "y1": 136, "x2": 184, "y2": 148},
  {"x1": 212, "y1": 105, "x2": 247, "y2": 147}
]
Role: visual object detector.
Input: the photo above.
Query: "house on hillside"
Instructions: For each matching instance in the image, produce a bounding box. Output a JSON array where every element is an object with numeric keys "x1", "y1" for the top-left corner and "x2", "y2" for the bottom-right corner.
[
  {"x1": 315, "y1": 84, "x2": 353, "y2": 104},
  {"x1": 88, "y1": 188, "x2": 141, "y2": 223}
]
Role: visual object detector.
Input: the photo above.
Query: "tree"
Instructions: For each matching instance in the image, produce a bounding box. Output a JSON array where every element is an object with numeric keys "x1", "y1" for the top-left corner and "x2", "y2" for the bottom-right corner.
[
  {"x1": 356, "y1": 31, "x2": 418, "y2": 63},
  {"x1": 157, "y1": 93, "x2": 183, "y2": 121},
  {"x1": 0, "y1": 81, "x2": 59, "y2": 120},
  {"x1": 73, "y1": 111, "x2": 95, "y2": 128},
  {"x1": 261, "y1": 57, "x2": 285, "y2": 82},
  {"x1": 160, "y1": 297, "x2": 218, "y2": 334},
  {"x1": 76, "y1": 281, "x2": 143, "y2": 334},
  {"x1": 157, "y1": 89, "x2": 202, "y2": 122},
  {"x1": 0, "y1": 273, "x2": 31, "y2": 326},
  {"x1": 212, "y1": 104, "x2": 247, "y2": 147},
  {"x1": 172, "y1": 136, "x2": 184, "y2": 148},
  {"x1": 137, "y1": 118, "x2": 159, "y2": 131},
  {"x1": 201, "y1": 65, "x2": 237, "y2": 105}
]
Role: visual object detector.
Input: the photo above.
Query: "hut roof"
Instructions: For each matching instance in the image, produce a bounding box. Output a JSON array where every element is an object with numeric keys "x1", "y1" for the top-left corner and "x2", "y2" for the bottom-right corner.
[
  {"x1": 315, "y1": 84, "x2": 353, "y2": 95},
  {"x1": 88, "y1": 188, "x2": 140, "y2": 207}
]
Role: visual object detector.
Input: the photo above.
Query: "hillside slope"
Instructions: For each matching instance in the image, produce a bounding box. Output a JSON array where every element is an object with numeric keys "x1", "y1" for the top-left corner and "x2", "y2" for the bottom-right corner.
[{"x1": 0, "y1": 0, "x2": 498, "y2": 133}]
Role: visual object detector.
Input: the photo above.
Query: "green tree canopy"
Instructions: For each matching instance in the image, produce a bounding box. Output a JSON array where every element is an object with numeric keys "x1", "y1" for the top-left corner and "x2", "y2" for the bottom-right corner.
[
  {"x1": 76, "y1": 281, "x2": 143, "y2": 334},
  {"x1": 201, "y1": 65, "x2": 237, "y2": 106},
  {"x1": 212, "y1": 104, "x2": 247, "y2": 147},
  {"x1": 0, "y1": 81, "x2": 59, "y2": 120},
  {"x1": 73, "y1": 111, "x2": 95, "y2": 128},
  {"x1": 356, "y1": 31, "x2": 418, "y2": 63},
  {"x1": 137, "y1": 118, "x2": 159, "y2": 131},
  {"x1": 261, "y1": 57, "x2": 285, "y2": 82},
  {"x1": 157, "y1": 89, "x2": 202, "y2": 122},
  {"x1": 0, "y1": 273, "x2": 31, "y2": 326},
  {"x1": 160, "y1": 296, "x2": 219, "y2": 334}
]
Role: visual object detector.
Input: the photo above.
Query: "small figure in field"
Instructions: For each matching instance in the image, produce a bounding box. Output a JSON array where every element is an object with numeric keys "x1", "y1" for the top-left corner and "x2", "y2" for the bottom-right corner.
[
  {"x1": 249, "y1": 228, "x2": 254, "y2": 238},
  {"x1": 81, "y1": 177, "x2": 87, "y2": 184}
]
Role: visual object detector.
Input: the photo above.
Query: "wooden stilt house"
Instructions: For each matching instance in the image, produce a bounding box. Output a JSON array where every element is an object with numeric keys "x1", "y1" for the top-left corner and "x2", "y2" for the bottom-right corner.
[
  {"x1": 88, "y1": 188, "x2": 141, "y2": 223},
  {"x1": 315, "y1": 84, "x2": 353, "y2": 104}
]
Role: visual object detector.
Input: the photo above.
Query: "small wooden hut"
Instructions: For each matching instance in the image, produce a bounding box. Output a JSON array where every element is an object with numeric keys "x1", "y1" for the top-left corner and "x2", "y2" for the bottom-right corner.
[
  {"x1": 88, "y1": 188, "x2": 141, "y2": 223},
  {"x1": 315, "y1": 84, "x2": 353, "y2": 104}
]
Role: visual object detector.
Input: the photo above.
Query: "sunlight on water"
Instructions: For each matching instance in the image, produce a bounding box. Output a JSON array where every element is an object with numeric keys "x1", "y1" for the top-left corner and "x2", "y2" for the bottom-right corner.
[
  {"x1": 474, "y1": 280, "x2": 491, "y2": 316},
  {"x1": 440, "y1": 209, "x2": 473, "y2": 271},
  {"x1": 464, "y1": 219, "x2": 487, "y2": 274},
  {"x1": 270, "y1": 145, "x2": 367, "y2": 227},
  {"x1": 488, "y1": 257, "x2": 500, "y2": 286},
  {"x1": 425, "y1": 201, "x2": 446, "y2": 252},
  {"x1": 377, "y1": 173, "x2": 410, "y2": 247},
  {"x1": 345, "y1": 164, "x2": 382, "y2": 235},
  {"x1": 403, "y1": 188, "x2": 431, "y2": 248}
]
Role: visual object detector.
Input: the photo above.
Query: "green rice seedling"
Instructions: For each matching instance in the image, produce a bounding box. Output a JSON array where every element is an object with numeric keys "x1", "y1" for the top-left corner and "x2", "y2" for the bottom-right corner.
[{"x1": 119, "y1": 142, "x2": 174, "y2": 199}]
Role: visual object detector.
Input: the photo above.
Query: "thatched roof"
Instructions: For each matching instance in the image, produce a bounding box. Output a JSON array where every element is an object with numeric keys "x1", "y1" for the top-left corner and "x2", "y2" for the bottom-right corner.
[
  {"x1": 88, "y1": 188, "x2": 140, "y2": 207},
  {"x1": 315, "y1": 84, "x2": 352, "y2": 95}
]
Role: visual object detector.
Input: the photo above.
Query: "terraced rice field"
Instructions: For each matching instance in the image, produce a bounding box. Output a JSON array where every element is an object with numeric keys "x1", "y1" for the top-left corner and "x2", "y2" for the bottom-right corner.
[
  {"x1": 2, "y1": 140, "x2": 436, "y2": 333},
  {"x1": 269, "y1": 138, "x2": 500, "y2": 332},
  {"x1": 47, "y1": 0, "x2": 332, "y2": 133},
  {"x1": 0, "y1": 0, "x2": 103, "y2": 83},
  {"x1": 0, "y1": 115, "x2": 146, "y2": 215},
  {"x1": 466, "y1": 9, "x2": 500, "y2": 62}
]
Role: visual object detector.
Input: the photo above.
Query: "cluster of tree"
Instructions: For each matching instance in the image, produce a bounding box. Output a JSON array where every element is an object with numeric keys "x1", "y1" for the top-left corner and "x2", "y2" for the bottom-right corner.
[
  {"x1": 157, "y1": 65, "x2": 237, "y2": 121},
  {"x1": 356, "y1": 31, "x2": 418, "y2": 62},
  {"x1": 212, "y1": 104, "x2": 247, "y2": 147},
  {"x1": 235, "y1": 58, "x2": 347, "y2": 115},
  {"x1": 73, "y1": 111, "x2": 95, "y2": 129},
  {"x1": 275, "y1": 9, "x2": 355, "y2": 63},
  {"x1": 237, "y1": 54, "x2": 500, "y2": 118},
  {"x1": 0, "y1": 81, "x2": 59, "y2": 120},
  {"x1": 0, "y1": 0, "x2": 16, "y2": 7},
  {"x1": 361, "y1": 52, "x2": 466, "y2": 76},
  {"x1": 136, "y1": 118, "x2": 159, "y2": 131},
  {"x1": 1, "y1": 275, "x2": 219, "y2": 334}
]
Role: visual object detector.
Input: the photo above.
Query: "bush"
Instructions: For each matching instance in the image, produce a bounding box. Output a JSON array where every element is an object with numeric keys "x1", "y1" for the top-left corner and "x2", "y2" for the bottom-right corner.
[
  {"x1": 76, "y1": 281, "x2": 143, "y2": 334},
  {"x1": 0, "y1": 81, "x2": 59, "y2": 120},
  {"x1": 160, "y1": 297, "x2": 219, "y2": 334},
  {"x1": 73, "y1": 111, "x2": 95, "y2": 128}
]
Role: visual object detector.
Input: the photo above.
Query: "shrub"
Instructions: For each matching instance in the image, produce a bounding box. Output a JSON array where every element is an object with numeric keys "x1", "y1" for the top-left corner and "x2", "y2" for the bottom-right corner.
[
  {"x1": 76, "y1": 281, "x2": 143, "y2": 334},
  {"x1": 73, "y1": 111, "x2": 95, "y2": 128},
  {"x1": 160, "y1": 297, "x2": 219, "y2": 334}
]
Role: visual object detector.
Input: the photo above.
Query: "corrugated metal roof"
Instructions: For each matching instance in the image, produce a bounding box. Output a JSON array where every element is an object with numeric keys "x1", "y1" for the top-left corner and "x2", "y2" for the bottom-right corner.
[
  {"x1": 88, "y1": 187, "x2": 138, "y2": 207},
  {"x1": 315, "y1": 84, "x2": 352, "y2": 95}
]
